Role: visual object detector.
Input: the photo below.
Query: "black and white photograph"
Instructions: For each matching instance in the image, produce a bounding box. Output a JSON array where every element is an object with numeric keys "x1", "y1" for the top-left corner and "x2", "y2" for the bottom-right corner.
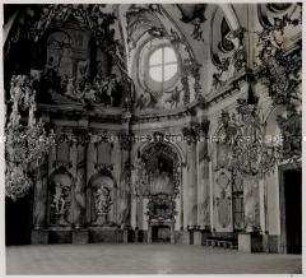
[{"x1": 2, "y1": 2, "x2": 303, "y2": 275}]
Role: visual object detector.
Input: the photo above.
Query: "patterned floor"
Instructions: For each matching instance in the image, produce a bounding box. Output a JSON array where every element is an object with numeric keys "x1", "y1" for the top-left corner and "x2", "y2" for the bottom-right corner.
[{"x1": 6, "y1": 243, "x2": 302, "y2": 274}]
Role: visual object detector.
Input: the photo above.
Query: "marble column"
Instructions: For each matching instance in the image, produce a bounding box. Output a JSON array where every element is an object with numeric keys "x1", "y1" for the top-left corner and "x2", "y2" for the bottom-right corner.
[
  {"x1": 259, "y1": 179, "x2": 266, "y2": 233},
  {"x1": 196, "y1": 142, "x2": 202, "y2": 227},
  {"x1": 175, "y1": 196, "x2": 181, "y2": 231},
  {"x1": 70, "y1": 141, "x2": 78, "y2": 226},
  {"x1": 32, "y1": 160, "x2": 48, "y2": 244},
  {"x1": 147, "y1": 225, "x2": 152, "y2": 243},
  {"x1": 131, "y1": 197, "x2": 137, "y2": 229},
  {"x1": 209, "y1": 161, "x2": 214, "y2": 231},
  {"x1": 86, "y1": 139, "x2": 96, "y2": 224},
  {"x1": 182, "y1": 162, "x2": 188, "y2": 228},
  {"x1": 187, "y1": 141, "x2": 197, "y2": 227},
  {"x1": 119, "y1": 112, "x2": 132, "y2": 227},
  {"x1": 33, "y1": 164, "x2": 47, "y2": 230}
]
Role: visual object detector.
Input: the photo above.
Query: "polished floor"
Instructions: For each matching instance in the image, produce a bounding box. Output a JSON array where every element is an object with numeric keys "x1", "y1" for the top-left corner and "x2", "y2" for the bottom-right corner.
[{"x1": 6, "y1": 243, "x2": 302, "y2": 274}]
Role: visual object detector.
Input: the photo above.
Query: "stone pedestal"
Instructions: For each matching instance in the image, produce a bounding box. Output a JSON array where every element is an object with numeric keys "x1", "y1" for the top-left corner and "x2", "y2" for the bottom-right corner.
[
  {"x1": 31, "y1": 230, "x2": 48, "y2": 244},
  {"x1": 89, "y1": 227, "x2": 119, "y2": 243},
  {"x1": 147, "y1": 227, "x2": 152, "y2": 243},
  {"x1": 268, "y1": 235, "x2": 280, "y2": 253},
  {"x1": 262, "y1": 233, "x2": 269, "y2": 252},
  {"x1": 170, "y1": 231, "x2": 175, "y2": 244},
  {"x1": 72, "y1": 230, "x2": 89, "y2": 244},
  {"x1": 182, "y1": 230, "x2": 190, "y2": 244},
  {"x1": 201, "y1": 231, "x2": 211, "y2": 245},
  {"x1": 238, "y1": 232, "x2": 251, "y2": 252},
  {"x1": 193, "y1": 230, "x2": 202, "y2": 245},
  {"x1": 189, "y1": 229, "x2": 194, "y2": 245},
  {"x1": 238, "y1": 232, "x2": 263, "y2": 252}
]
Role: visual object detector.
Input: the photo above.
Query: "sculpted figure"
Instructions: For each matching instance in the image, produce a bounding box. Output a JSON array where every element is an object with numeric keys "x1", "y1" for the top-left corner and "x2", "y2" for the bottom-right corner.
[
  {"x1": 95, "y1": 186, "x2": 112, "y2": 214},
  {"x1": 53, "y1": 182, "x2": 66, "y2": 214}
]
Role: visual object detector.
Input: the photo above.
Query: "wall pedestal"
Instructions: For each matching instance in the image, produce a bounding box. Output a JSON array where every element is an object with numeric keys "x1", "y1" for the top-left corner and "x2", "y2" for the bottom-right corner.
[
  {"x1": 238, "y1": 232, "x2": 251, "y2": 252},
  {"x1": 72, "y1": 230, "x2": 89, "y2": 244},
  {"x1": 238, "y1": 232, "x2": 263, "y2": 252},
  {"x1": 193, "y1": 230, "x2": 202, "y2": 245},
  {"x1": 89, "y1": 227, "x2": 120, "y2": 243},
  {"x1": 31, "y1": 230, "x2": 48, "y2": 244}
]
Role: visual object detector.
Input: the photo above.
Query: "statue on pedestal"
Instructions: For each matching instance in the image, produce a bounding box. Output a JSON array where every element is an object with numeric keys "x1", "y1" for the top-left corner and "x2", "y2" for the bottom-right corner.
[{"x1": 93, "y1": 184, "x2": 113, "y2": 226}]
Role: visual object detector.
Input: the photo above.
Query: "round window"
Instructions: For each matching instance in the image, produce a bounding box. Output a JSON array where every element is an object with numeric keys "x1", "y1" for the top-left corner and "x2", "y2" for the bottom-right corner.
[
  {"x1": 148, "y1": 46, "x2": 178, "y2": 83},
  {"x1": 136, "y1": 40, "x2": 180, "y2": 95}
]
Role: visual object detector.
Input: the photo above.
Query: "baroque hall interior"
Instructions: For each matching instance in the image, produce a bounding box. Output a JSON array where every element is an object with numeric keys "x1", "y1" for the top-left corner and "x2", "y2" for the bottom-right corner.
[{"x1": 4, "y1": 3, "x2": 302, "y2": 254}]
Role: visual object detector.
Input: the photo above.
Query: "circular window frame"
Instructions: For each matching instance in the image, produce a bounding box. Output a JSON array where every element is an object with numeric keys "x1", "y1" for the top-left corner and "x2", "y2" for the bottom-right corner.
[
  {"x1": 138, "y1": 40, "x2": 181, "y2": 94},
  {"x1": 266, "y1": 3, "x2": 292, "y2": 14}
]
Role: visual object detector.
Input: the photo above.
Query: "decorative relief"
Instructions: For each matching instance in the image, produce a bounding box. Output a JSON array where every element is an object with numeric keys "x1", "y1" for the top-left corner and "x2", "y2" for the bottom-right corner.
[
  {"x1": 211, "y1": 15, "x2": 247, "y2": 90},
  {"x1": 182, "y1": 119, "x2": 210, "y2": 145},
  {"x1": 147, "y1": 194, "x2": 176, "y2": 221},
  {"x1": 7, "y1": 4, "x2": 134, "y2": 109},
  {"x1": 176, "y1": 4, "x2": 207, "y2": 42}
]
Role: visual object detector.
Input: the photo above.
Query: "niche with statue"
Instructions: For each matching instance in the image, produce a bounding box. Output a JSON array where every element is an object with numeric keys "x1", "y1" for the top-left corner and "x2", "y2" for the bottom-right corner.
[
  {"x1": 88, "y1": 174, "x2": 116, "y2": 227},
  {"x1": 48, "y1": 168, "x2": 73, "y2": 226}
]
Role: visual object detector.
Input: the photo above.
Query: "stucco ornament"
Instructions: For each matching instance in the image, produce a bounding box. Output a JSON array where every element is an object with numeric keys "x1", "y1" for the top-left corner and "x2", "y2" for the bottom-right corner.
[{"x1": 255, "y1": 10, "x2": 302, "y2": 164}]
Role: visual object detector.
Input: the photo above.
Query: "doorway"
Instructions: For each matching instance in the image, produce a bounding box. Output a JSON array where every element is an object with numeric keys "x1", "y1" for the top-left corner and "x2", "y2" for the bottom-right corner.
[
  {"x1": 282, "y1": 168, "x2": 301, "y2": 254},
  {"x1": 5, "y1": 192, "x2": 33, "y2": 245},
  {"x1": 152, "y1": 225, "x2": 171, "y2": 243}
]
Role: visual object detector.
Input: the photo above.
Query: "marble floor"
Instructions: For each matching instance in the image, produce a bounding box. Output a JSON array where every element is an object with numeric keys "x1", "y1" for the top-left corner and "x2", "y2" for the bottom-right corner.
[{"x1": 6, "y1": 243, "x2": 302, "y2": 274}]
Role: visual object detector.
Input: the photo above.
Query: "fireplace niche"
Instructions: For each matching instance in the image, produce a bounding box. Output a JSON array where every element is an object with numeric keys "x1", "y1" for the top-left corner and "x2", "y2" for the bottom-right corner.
[{"x1": 147, "y1": 194, "x2": 176, "y2": 243}]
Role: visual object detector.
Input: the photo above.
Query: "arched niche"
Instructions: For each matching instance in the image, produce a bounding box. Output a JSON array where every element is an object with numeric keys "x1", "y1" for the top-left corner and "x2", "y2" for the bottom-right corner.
[
  {"x1": 88, "y1": 172, "x2": 117, "y2": 227},
  {"x1": 134, "y1": 141, "x2": 182, "y2": 198},
  {"x1": 133, "y1": 141, "x2": 183, "y2": 230},
  {"x1": 48, "y1": 167, "x2": 74, "y2": 227},
  {"x1": 46, "y1": 31, "x2": 73, "y2": 78}
]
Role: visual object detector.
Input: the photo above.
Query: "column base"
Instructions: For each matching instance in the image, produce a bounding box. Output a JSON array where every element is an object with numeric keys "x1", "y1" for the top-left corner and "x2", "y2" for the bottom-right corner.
[{"x1": 31, "y1": 230, "x2": 48, "y2": 244}]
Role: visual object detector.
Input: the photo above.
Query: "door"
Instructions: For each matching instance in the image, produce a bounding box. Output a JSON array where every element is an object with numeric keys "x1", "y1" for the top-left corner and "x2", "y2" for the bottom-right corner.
[
  {"x1": 5, "y1": 192, "x2": 33, "y2": 245},
  {"x1": 283, "y1": 168, "x2": 301, "y2": 254}
]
